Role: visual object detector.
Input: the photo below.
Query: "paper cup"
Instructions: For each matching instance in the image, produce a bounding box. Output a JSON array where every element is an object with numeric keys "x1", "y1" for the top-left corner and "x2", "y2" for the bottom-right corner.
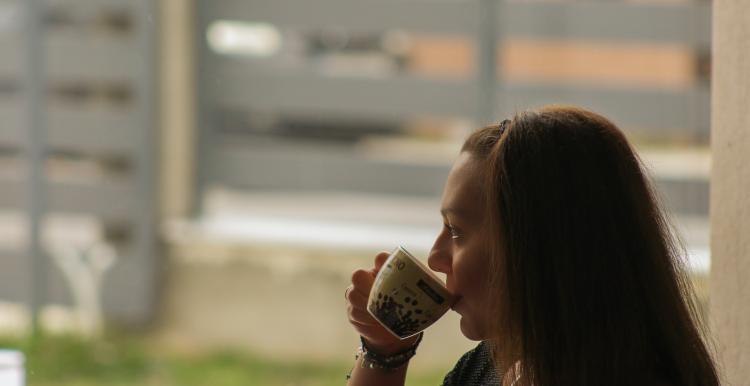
[{"x1": 367, "y1": 246, "x2": 455, "y2": 339}]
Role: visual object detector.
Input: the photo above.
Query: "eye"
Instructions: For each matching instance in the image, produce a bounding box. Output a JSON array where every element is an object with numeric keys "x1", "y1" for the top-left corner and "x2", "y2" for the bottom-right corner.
[{"x1": 444, "y1": 223, "x2": 460, "y2": 239}]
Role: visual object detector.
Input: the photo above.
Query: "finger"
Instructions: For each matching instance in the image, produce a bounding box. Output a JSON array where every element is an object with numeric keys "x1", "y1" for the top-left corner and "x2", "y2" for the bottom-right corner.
[
  {"x1": 346, "y1": 305, "x2": 380, "y2": 328},
  {"x1": 348, "y1": 318, "x2": 388, "y2": 337},
  {"x1": 349, "y1": 305, "x2": 377, "y2": 323},
  {"x1": 346, "y1": 286, "x2": 369, "y2": 306},
  {"x1": 349, "y1": 318, "x2": 384, "y2": 335},
  {"x1": 347, "y1": 303, "x2": 379, "y2": 323},
  {"x1": 351, "y1": 269, "x2": 375, "y2": 292},
  {"x1": 373, "y1": 251, "x2": 391, "y2": 273}
]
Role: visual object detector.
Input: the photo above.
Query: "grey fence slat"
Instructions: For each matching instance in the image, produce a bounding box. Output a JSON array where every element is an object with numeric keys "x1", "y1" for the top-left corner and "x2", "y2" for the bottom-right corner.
[
  {"x1": 498, "y1": 83, "x2": 711, "y2": 133},
  {"x1": 204, "y1": 0, "x2": 480, "y2": 35},
  {"x1": 210, "y1": 59, "x2": 708, "y2": 130},
  {"x1": 47, "y1": 179, "x2": 137, "y2": 221},
  {"x1": 210, "y1": 141, "x2": 451, "y2": 196},
  {"x1": 0, "y1": 249, "x2": 27, "y2": 302},
  {"x1": 210, "y1": 141, "x2": 710, "y2": 215},
  {"x1": 504, "y1": 2, "x2": 710, "y2": 48},
  {"x1": 47, "y1": 32, "x2": 138, "y2": 83},
  {"x1": 0, "y1": 98, "x2": 138, "y2": 155},
  {"x1": 0, "y1": 176, "x2": 24, "y2": 212},
  {"x1": 205, "y1": 0, "x2": 709, "y2": 47},
  {"x1": 46, "y1": 105, "x2": 139, "y2": 155},
  {"x1": 0, "y1": 32, "x2": 137, "y2": 83},
  {"x1": 211, "y1": 60, "x2": 478, "y2": 120},
  {"x1": 0, "y1": 0, "x2": 135, "y2": 22},
  {"x1": 44, "y1": 0, "x2": 137, "y2": 25},
  {"x1": 0, "y1": 176, "x2": 137, "y2": 222},
  {"x1": 0, "y1": 33, "x2": 21, "y2": 80},
  {"x1": 0, "y1": 250, "x2": 73, "y2": 305},
  {"x1": 0, "y1": 97, "x2": 21, "y2": 143},
  {"x1": 45, "y1": 0, "x2": 133, "y2": 8}
]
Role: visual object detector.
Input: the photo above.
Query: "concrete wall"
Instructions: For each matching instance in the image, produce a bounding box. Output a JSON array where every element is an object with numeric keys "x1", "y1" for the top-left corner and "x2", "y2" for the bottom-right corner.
[{"x1": 709, "y1": 1, "x2": 750, "y2": 384}]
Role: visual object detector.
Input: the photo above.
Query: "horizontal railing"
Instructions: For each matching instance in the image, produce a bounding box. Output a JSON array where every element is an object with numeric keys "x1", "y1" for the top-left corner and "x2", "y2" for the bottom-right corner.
[
  {"x1": 207, "y1": 138, "x2": 709, "y2": 216},
  {"x1": 0, "y1": 176, "x2": 137, "y2": 222},
  {"x1": 0, "y1": 32, "x2": 138, "y2": 83},
  {"x1": 208, "y1": 59, "x2": 710, "y2": 132}
]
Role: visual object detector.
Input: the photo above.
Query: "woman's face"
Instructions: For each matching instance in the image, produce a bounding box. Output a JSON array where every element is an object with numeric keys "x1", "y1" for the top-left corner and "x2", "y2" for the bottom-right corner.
[{"x1": 428, "y1": 152, "x2": 494, "y2": 340}]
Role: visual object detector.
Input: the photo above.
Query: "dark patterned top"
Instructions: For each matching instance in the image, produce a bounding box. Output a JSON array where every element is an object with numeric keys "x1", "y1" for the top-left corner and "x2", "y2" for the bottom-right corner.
[{"x1": 441, "y1": 341, "x2": 501, "y2": 386}]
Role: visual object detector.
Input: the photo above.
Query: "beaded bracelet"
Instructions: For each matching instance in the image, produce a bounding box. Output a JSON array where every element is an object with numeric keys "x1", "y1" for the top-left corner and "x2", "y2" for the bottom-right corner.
[{"x1": 345, "y1": 333, "x2": 423, "y2": 380}]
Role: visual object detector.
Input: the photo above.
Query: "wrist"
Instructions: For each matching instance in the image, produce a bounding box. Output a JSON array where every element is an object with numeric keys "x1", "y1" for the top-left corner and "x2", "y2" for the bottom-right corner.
[
  {"x1": 345, "y1": 333, "x2": 423, "y2": 381},
  {"x1": 359, "y1": 333, "x2": 423, "y2": 370},
  {"x1": 362, "y1": 334, "x2": 421, "y2": 356}
]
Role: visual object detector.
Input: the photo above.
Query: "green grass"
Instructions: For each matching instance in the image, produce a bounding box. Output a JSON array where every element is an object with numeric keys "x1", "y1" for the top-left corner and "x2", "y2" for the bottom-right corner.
[{"x1": 0, "y1": 333, "x2": 445, "y2": 386}]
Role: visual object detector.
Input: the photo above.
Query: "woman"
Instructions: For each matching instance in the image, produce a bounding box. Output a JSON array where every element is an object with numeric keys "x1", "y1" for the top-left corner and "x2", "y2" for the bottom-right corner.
[{"x1": 344, "y1": 105, "x2": 720, "y2": 386}]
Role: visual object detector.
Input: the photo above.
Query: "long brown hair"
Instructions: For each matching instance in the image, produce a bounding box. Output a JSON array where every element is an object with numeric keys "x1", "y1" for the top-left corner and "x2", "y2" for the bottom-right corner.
[{"x1": 462, "y1": 105, "x2": 719, "y2": 386}]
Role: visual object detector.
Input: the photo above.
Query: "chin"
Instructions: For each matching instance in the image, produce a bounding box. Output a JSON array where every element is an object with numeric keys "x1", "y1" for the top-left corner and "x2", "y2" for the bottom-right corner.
[{"x1": 458, "y1": 315, "x2": 487, "y2": 341}]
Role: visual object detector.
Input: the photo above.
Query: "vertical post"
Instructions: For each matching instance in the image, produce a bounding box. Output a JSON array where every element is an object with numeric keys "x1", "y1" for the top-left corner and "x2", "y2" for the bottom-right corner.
[
  {"x1": 477, "y1": 0, "x2": 498, "y2": 126},
  {"x1": 23, "y1": 0, "x2": 47, "y2": 336},
  {"x1": 709, "y1": 1, "x2": 750, "y2": 383},
  {"x1": 130, "y1": 0, "x2": 159, "y2": 322},
  {"x1": 191, "y1": 0, "x2": 209, "y2": 217},
  {"x1": 94, "y1": 0, "x2": 160, "y2": 325},
  {"x1": 160, "y1": 0, "x2": 195, "y2": 219}
]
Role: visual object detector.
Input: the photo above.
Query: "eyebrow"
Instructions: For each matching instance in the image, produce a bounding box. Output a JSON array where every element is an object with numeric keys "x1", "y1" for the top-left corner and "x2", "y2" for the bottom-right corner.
[{"x1": 440, "y1": 208, "x2": 463, "y2": 218}]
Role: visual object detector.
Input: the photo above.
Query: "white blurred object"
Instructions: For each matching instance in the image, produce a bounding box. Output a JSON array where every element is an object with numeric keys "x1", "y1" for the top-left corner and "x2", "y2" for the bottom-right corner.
[
  {"x1": 207, "y1": 20, "x2": 281, "y2": 57},
  {"x1": 0, "y1": 350, "x2": 24, "y2": 386},
  {"x1": 48, "y1": 241, "x2": 117, "y2": 335}
]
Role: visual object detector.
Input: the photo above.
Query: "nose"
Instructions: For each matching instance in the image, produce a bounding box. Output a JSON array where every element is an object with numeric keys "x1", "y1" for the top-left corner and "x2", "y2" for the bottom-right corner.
[{"x1": 427, "y1": 239, "x2": 452, "y2": 274}]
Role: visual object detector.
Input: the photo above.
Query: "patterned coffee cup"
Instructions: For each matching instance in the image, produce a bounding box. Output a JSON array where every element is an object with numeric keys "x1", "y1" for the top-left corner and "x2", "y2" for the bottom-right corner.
[{"x1": 367, "y1": 246, "x2": 456, "y2": 339}]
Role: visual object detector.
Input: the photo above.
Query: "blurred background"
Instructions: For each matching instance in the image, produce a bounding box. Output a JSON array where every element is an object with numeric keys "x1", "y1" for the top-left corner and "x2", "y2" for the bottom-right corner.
[{"x1": 0, "y1": 0, "x2": 713, "y2": 385}]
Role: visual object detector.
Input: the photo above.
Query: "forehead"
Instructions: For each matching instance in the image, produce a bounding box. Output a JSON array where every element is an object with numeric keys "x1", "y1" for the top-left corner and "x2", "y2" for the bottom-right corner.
[{"x1": 441, "y1": 153, "x2": 484, "y2": 219}]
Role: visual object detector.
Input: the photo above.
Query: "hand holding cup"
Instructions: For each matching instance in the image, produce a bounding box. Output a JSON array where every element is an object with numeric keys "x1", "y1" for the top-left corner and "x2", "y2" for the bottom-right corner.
[
  {"x1": 346, "y1": 251, "x2": 420, "y2": 355},
  {"x1": 346, "y1": 247, "x2": 456, "y2": 354}
]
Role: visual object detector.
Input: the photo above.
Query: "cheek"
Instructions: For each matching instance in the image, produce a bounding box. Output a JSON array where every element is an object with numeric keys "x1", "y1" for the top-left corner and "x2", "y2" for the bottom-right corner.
[
  {"x1": 453, "y1": 251, "x2": 489, "y2": 294},
  {"x1": 453, "y1": 249, "x2": 495, "y2": 337}
]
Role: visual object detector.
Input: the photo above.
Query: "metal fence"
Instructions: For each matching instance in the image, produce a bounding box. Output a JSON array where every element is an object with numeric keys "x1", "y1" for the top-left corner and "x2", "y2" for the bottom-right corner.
[
  {"x1": 194, "y1": 0, "x2": 711, "y2": 217},
  {"x1": 0, "y1": 0, "x2": 158, "y2": 325}
]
